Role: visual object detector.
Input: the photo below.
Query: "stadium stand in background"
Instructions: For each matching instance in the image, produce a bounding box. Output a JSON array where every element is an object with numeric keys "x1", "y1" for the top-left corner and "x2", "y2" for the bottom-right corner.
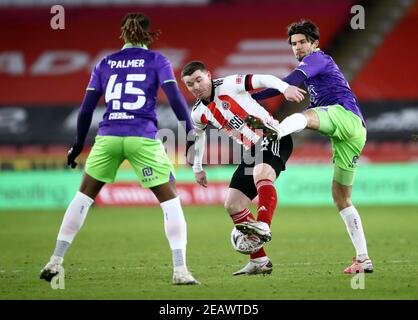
[
  {"x1": 0, "y1": 0, "x2": 417, "y2": 171},
  {"x1": 2, "y1": 3, "x2": 418, "y2": 300}
]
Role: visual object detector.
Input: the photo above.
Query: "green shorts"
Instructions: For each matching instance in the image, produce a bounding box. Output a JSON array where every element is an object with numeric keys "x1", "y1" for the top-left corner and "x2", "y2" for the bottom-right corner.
[
  {"x1": 312, "y1": 105, "x2": 367, "y2": 186},
  {"x1": 85, "y1": 136, "x2": 175, "y2": 188}
]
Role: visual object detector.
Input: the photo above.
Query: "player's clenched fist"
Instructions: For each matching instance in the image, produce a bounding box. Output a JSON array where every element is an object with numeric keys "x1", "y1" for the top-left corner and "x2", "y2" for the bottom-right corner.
[
  {"x1": 194, "y1": 171, "x2": 207, "y2": 188},
  {"x1": 283, "y1": 85, "x2": 306, "y2": 103},
  {"x1": 67, "y1": 144, "x2": 83, "y2": 168}
]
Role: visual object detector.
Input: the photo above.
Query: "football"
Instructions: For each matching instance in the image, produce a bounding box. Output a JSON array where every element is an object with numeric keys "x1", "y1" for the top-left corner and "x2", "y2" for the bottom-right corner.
[{"x1": 230, "y1": 227, "x2": 263, "y2": 255}]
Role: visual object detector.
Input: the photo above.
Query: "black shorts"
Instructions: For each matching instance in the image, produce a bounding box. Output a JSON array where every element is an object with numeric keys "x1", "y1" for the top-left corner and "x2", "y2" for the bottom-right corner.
[{"x1": 229, "y1": 135, "x2": 293, "y2": 200}]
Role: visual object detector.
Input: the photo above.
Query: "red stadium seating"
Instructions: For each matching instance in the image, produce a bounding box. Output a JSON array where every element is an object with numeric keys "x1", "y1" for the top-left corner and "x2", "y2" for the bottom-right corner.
[
  {"x1": 0, "y1": 2, "x2": 352, "y2": 107},
  {"x1": 352, "y1": 2, "x2": 418, "y2": 101},
  {"x1": 0, "y1": 145, "x2": 18, "y2": 157}
]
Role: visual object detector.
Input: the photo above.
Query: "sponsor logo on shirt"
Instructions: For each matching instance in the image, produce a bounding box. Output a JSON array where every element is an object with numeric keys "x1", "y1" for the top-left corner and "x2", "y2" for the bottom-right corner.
[
  {"x1": 109, "y1": 112, "x2": 134, "y2": 120},
  {"x1": 228, "y1": 115, "x2": 245, "y2": 130},
  {"x1": 307, "y1": 85, "x2": 318, "y2": 104}
]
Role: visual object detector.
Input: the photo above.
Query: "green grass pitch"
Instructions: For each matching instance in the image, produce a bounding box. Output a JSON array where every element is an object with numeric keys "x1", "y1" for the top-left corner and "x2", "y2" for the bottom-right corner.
[{"x1": 1, "y1": 205, "x2": 417, "y2": 299}]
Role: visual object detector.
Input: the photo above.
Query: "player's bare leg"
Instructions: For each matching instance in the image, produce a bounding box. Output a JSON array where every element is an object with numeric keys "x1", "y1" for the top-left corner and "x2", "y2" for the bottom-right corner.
[
  {"x1": 150, "y1": 179, "x2": 177, "y2": 203},
  {"x1": 225, "y1": 188, "x2": 273, "y2": 276},
  {"x1": 40, "y1": 174, "x2": 104, "y2": 282},
  {"x1": 151, "y1": 180, "x2": 200, "y2": 285},
  {"x1": 333, "y1": 180, "x2": 373, "y2": 273},
  {"x1": 79, "y1": 173, "x2": 106, "y2": 199},
  {"x1": 303, "y1": 109, "x2": 320, "y2": 130}
]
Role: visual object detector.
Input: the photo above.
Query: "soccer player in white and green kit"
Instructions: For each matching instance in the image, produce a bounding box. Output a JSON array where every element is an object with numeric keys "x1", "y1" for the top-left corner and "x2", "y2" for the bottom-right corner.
[
  {"x1": 248, "y1": 20, "x2": 373, "y2": 273},
  {"x1": 40, "y1": 13, "x2": 199, "y2": 285}
]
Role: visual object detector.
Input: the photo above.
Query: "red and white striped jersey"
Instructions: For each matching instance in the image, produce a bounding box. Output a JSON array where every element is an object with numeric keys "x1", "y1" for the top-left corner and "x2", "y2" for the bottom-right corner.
[{"x1": 191, "y1": 74, "x2": 279, "y2": 149}]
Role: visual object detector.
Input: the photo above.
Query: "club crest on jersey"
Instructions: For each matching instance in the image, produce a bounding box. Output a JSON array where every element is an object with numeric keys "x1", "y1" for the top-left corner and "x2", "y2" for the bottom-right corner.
[
  {"x1": 236, "y1": 74, "x2": 243, "y2": 84},
  {"x1": 221, "y1": 101, "x2": 231, "y2": 110}
]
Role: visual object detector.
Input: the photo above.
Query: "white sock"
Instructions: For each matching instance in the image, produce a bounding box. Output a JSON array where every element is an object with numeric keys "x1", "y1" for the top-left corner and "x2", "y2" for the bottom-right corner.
[
  {"x1": 160, "y1": 196, "x2": 187, "y2": 270},
  {"x1": 339, "y1": 206, "x2": 368, "y2": 260},
  {"x1": 276, "y1": 113, "x2": 308, "y2": 137},
  {"x1": 57, "y1": 191, "x2": 94, "y2": 244}
]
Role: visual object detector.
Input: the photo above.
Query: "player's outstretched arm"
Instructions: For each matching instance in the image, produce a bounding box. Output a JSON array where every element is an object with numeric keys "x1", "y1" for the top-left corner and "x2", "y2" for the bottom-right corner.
[
  {"x1": 162, "y1": 81, "x2": 193, "y2": 134},
  {"x1": 250, "y1": 74, "x2": 306, "y2": 103},
  {"x1": 67, "y1": 90, "x2": 101, "y2": 168},
  {"x1": 251, "y1": 70, "x2": 307, "y2": 102},
  {"x1": 192, "y1": 129, "x2": 207, "y2": 188},
  {"x1": 251, "y1": 88, "x2": 281, "y2": 101}
]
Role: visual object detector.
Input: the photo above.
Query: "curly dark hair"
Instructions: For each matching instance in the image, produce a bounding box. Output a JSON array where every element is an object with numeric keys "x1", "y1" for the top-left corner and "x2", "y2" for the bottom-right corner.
[
  {"x1": 287, "y1": 20, "x2": 320, "y2": 44},
  {"x1": 120, "y1": 13, "x2": 160, "y2": 46}
]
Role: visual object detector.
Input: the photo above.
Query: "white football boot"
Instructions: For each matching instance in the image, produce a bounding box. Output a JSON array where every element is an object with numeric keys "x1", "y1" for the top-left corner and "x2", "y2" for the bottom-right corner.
[
  {"x1": 40, "y1": 255, "x2": 64, "y2": 282},
  {"x1": 235, "y1": 220, "x2": 272, "y2": 243},
  {"x1": 344, "y1": 256, "x2": 374, "y2": 274},
  {"x1": 233, "y1": 258, "x2": 273, "y2": 276},
  {"x1": 173, "y1": 268, "x2": 201, "y2": 285}
]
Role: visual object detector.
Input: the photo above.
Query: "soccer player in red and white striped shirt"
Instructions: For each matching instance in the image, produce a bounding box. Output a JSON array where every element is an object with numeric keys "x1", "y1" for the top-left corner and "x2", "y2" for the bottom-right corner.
[{"x1": 181, "y1": 61, "x2": 305, "y2": 275}]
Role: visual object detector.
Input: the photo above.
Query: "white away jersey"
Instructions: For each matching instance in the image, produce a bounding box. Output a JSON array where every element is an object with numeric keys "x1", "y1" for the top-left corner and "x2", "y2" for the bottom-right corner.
[{"x1": 191, "y1": 74, "x2": 279, "y2": 149}]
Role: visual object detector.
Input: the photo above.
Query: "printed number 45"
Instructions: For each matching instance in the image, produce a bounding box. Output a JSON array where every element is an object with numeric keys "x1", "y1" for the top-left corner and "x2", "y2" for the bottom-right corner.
[{"x1": 105, "y1": 74, "x2": 146, "y2": 110}]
